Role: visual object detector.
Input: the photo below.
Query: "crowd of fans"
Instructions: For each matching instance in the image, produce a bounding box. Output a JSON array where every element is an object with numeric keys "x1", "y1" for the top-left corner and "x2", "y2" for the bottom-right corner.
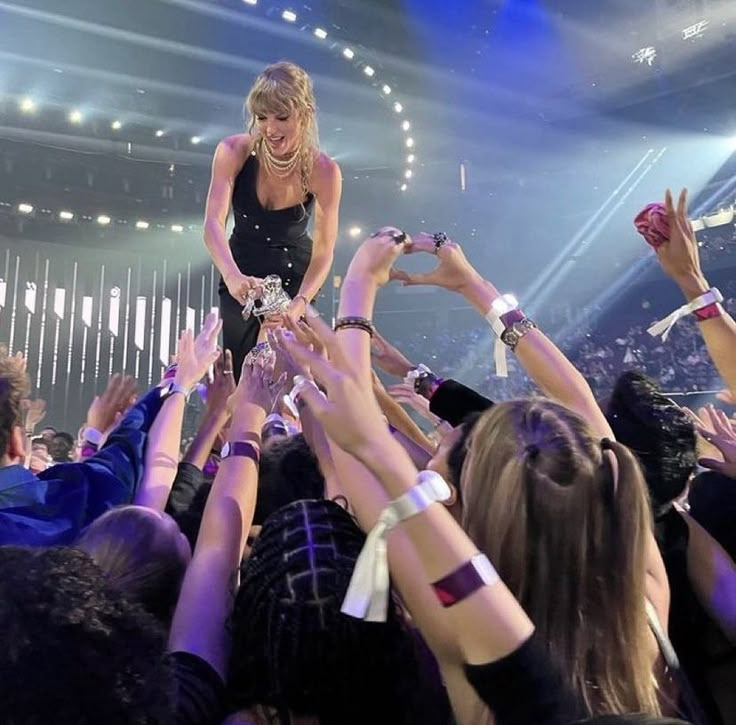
[
  {"x1": 1, "y1": 191, "x2": 735, "y2": 725},
  {"x1": 388, "y1": 280, "x2": 736, "y2": 403}
]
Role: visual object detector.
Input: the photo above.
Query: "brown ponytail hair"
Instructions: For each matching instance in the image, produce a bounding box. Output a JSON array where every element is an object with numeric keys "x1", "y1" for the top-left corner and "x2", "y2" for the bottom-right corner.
[{"x1": 461, "y1": 399, "x2": 658, "y2": 715}]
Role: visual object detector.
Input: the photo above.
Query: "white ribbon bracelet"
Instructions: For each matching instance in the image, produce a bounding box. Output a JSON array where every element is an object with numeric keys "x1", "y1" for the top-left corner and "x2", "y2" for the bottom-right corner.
[
  {"x1": 485, "y1": 294, "x2": 518, "y2": 379},
  {"x1": 341, "y1": 470, "x2": 452, "y2": 622},
  {"x1": 647, "y1": 287, "x2": 723, "y2": 342},
  {"x1": 282, "y1": 374, "x2": 324, "y2": 418}
]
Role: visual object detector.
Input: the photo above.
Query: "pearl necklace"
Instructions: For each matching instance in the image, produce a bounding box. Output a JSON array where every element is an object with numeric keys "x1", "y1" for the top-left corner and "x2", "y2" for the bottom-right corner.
[{"x1": 258, "y1": 137, "x2": 302, "y2": 180}]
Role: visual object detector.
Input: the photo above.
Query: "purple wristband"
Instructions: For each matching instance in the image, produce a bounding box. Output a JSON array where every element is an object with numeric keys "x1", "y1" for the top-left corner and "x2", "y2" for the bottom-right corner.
[{"x1": 431, "y1": 554, "x2": 499, "y2": 608}]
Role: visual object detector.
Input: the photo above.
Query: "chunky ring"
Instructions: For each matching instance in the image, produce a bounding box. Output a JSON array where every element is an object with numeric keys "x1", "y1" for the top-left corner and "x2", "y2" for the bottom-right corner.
[
  {"x1": 433, "y1": 232, "x2": 448, "y2": 253},
  {"x1": 222, "y1": 370, "x2": 234, "y2": 376},
  {"x1": 391, "y1": 230, "x2": 408, "y2": 246}
]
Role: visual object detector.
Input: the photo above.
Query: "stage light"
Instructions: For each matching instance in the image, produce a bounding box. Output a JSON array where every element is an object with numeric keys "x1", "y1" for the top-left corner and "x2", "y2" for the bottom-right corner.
[
  {"x1": 171, "y1": 224, "x2": 184, "y2": 233},
  {"x1": 155, "y1": 129, "x2": 165, "y2": 137},
  {"x1": 407, "y1": 154, "x2": 415, "y2": 163},
  {"x1": 190, "y1": 135, "x2": 201, "y2": 145},
  {"x1": 404, "y1": 169, "x2": 413, "y2": 179},
  {"x1": 59, "y1": 210, "x2": 74, "y2": 221},
  {"x1": 348, "y1": 225, "x2": 362, "y2": 238},
  {"x1": 364, "y1": 65, "x2": 375, "y2": 77},
  {"x1": 69, "y1": 109, "x2": 83, "y2": 124},
  {"x1": 682, "y1": 20, "x2": 708, "y2": 40},
  {"x1": 282, "y1": 9, "x2": 296, "y2": 22},
  {"x1": 401, "y1": 120, "x2": 411, "y2": 131},
  {"x1": 343, "y1": 47, "x2": 354, "y2": 60},
  {"x1": 135, "y1": 220, "x2": 150, "y2": 230},
  {"x1": 18, "y1": 203, "x2": 33, "y2": 214},
  {"x1": 405, "y1": 137, "x2": 414, "y2": 148},
  {"x1": 111, "y1": 120, "x2": 122, "y2": 130},
  {"x1": 314, "y1": 27, "x2": 327, "y2": 39},
  {"x1": 393, "y1": 102, "x2": 403, "y2": 113},
  {"x1": 730, "y1": 135, "x2": 736, "y2": 150},
  {"x1": 382, "y1": 84, "x2": 392, "y2": 95},
  {"x1": 632, "y1": 47, "x2": 657, "y2": 66},
  {"x1": 19, "y1": 97, "x2": 36, "y2": 113},
  {"x1": 97, "y1": 214, "x2": 111, "y2": 225},
  {"x1": 243, "y1": 0, "x2": 257, "y2": 4},
  {"x1": 400, "y1": 183, "x2": 408, "y2": 192}
]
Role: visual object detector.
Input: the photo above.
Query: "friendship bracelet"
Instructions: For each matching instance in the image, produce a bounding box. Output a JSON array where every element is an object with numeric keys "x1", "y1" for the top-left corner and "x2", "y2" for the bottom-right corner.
[
  {"x1": 647, "y1": 287, "x2": 723, "y2": 341},
  {"x1": 341, "y1": 471, "x2": 452, "y2": 622},
  {"x1": 334, "y1": 316, "x2": 375, "y2": 336},
  {"x1": 431, "y1": 553, "x2": 500, "y2": 608}
]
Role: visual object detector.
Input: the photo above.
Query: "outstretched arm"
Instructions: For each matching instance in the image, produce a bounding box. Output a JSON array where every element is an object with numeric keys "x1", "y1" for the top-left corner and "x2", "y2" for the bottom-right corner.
[
  {"x1": 394, "y1": 235, "x2": 612, "y2": 439},
  {"x1": 653, "y1": 188, "x2": 736, "y2": 396},
  {"x1": 204, "y1": 136, "x2": 262, "y2": 305},
  {"x1": 169, "y1": 362, "x2": 271, "y2": 678},
  {"x1": 134, "y1": 314, "x2": 221, "y2": 510}
]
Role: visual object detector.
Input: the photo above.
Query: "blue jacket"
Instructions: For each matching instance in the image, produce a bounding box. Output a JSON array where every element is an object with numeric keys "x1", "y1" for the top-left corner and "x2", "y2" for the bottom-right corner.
[{"x1": 0, "y1": 388, "x2": 164, "y2": 546}]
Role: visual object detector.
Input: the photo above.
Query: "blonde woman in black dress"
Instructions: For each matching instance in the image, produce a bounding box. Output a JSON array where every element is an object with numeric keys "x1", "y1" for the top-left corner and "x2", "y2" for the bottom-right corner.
[{"x1": 204, "y1": 61, "x2": 342, "y2": 377}]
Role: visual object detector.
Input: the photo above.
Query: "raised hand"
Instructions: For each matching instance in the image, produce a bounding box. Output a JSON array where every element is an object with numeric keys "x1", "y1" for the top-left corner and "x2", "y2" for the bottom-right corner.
[
  {"x1": 24, "y1": 398, "x2": 47, "y2": 430},
  {"x1": 224, "y1": 270, "x2": 264, "y2": 306},
  {"x1": 278, "y1": 313, "x2": 388, "y2": 461},
  {"x1": 345, "y1": 226, "x2": 411, "y2": 287},
  {"x1": 655, "y1": 189, "x2": 705, "y2": 287},
  {"x1": 387, "y1": 382, "x2": 433, "y2": 417},
  {"x1": 230, "y1": 357, "x2": 280, "y2": 415},
  {"x1": 205, "y1": 349, "x2": 236, "y2": 417},
  {"x1": 85, "y1": 374, "x2": 139, "y2": 433},
  {"x1": 391, "y1": 233, "x2": 481, "y2": 292},
  {"x1": 687, "y1": 404, "x2": 736, "y2": 478},
  {"x1": 173, "y1": 311, "x2": 223, "y2": 391}
]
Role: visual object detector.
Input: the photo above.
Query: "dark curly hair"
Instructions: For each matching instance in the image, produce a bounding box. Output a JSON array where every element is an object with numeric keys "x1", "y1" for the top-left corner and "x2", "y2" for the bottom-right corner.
[
  {"x1": 606, "y1": 370, "x2": 697, "y2": 514},
  {"x1": 0, "y1": 346, "x2": 30, "y2": 456},
  {"x1": 228, "y1": 499, "x2": 449, "y2": 725},
  {"x1": 0, "y1": 546, "x2": 173, "y2": 725},
  {"x1": 253, "y1": 434, "x2": 325, "y2": 525}
]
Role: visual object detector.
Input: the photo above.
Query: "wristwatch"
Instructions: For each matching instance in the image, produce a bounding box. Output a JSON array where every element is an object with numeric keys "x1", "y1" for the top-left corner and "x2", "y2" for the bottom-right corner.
[
  {"x1": 220, "y1": 441, "x2": 260, "y2": 464},
  {"x1": 405, "y1": 364, "x2": 434, "y2": 394},
  {"x1": 500, "y1": 318, "x2": 537, "y2": 352},
  {"x1": 159, "y1": 381, "x2": 190, "y2": 402}
]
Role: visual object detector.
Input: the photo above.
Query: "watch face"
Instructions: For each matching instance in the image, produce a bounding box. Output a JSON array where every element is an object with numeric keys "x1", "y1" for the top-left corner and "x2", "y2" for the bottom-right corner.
[
  {"x1": 221, "y1": 442, "x2": 231, "y2": 458},
  {"x1": 159, "y1": 382, "x2": 172, "y2": 398}
]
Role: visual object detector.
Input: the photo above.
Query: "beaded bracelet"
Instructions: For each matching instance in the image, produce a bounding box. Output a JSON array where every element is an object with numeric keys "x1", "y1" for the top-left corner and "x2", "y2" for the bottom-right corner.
[{"x1": 334, "y1": 316, "x2": 375, "y2": 336}]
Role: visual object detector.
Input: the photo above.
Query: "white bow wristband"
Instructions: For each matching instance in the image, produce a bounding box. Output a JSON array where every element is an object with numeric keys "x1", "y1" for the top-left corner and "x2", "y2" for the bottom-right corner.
[
  {"x1": 485, "y1": 294, "x2": 518, "y2": 379},
  {"x1": 341, "y1": 470, "x2": 452, "y2": 622},
  {"x1": 647, "y1": 287, "x2": 723, "y2": 341}
]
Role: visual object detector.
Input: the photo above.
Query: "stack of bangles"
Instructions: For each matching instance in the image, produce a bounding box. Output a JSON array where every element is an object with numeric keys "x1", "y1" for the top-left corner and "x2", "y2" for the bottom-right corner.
[{"x1": 334, "y1": 316, "x2": 374, "y2": 336}]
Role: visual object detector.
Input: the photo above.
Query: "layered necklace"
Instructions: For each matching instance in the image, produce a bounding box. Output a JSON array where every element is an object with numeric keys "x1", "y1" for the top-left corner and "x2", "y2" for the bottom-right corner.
[{"x1": 257, "y1": 136, "x2": 303, "y2": 180}]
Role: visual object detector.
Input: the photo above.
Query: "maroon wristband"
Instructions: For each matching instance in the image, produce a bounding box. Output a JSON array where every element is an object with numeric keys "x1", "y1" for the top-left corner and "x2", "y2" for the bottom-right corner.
[
  {"x1": 431, "y1": 553, "x2": 499, "y2": 608},
  {"x1": 693, "y1": 302, "x2": 723, "y2": 322},
  {"x1": 499, "y1": 308, "x2": 526, "y2": 329}
]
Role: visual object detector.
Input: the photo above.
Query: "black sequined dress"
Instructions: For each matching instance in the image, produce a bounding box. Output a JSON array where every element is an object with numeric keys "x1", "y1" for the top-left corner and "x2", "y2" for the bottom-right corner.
[{"x1": 219, "y1": 152, "x2": 315, "y2": 377}]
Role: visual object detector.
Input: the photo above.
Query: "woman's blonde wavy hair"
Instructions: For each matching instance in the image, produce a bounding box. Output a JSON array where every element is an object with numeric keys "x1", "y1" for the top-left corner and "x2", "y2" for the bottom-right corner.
[
  {"x1": 461, "y1": 398, "x2": 660, "y2": 717},
  {"x1": 245, "y1": 61, "x2": 319, "y2": 195}
]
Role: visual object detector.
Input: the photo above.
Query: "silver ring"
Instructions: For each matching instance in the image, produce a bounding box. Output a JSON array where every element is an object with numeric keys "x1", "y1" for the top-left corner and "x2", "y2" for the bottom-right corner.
[
  {"x1": 391, "y1": 230, "x2": 408, "y2": 246},
  {"x1": 222, "y1": 370, "x2": 234, "y2": 376}
]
